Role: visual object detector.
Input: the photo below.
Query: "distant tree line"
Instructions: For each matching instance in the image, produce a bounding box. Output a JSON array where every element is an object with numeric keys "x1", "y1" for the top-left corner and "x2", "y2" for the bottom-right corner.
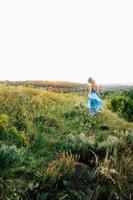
[{"x1": 0, "y1": 80, "x2": 132, "y2": 94}]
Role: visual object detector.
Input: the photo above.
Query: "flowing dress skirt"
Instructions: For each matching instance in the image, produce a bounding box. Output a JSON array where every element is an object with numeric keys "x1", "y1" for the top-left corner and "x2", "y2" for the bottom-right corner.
[{"x1": 87, "y1": 92, "x2": 103, "y2": 115}]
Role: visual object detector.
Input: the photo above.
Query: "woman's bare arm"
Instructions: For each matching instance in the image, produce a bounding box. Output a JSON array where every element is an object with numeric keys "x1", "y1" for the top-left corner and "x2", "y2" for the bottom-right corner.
[
  {"x1": 88, "y1": 85, "x2": 92, "y2": 98},
  {"x1": 96, "y1": 85, "x2": 100, "y2": 96}
]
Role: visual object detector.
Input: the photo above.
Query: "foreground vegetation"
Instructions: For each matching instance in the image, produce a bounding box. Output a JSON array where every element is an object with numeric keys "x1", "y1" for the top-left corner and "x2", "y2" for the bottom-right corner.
[{"x1": 0, "y1": 85, "x2": 133, "y2": 200}]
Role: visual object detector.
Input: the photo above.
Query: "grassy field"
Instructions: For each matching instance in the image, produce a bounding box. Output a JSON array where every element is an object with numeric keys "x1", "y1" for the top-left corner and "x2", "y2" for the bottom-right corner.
[{"x1": 0, "y1": 85, "x2": 133, "y2": 200}]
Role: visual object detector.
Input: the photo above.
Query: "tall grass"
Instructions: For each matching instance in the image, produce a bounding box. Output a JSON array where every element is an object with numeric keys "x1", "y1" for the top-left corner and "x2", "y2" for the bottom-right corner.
[{"x1": 0, "y1": 85, "x2": 132, "y2": 200}]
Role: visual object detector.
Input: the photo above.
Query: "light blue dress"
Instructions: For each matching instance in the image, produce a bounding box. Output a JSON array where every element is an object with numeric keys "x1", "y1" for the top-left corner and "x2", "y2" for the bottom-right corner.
[{"x1": 87, "y1": 88, "x2": 103, "y2": 115}]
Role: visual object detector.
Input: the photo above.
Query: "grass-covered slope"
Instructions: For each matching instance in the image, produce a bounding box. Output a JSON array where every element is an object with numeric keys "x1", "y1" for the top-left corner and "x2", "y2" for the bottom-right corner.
[{"x1": 0, "y1": 86, "x2": 133, "y2": 200}]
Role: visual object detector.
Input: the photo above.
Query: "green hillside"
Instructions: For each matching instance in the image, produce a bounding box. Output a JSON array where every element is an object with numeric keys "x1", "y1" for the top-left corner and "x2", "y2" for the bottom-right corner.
[{"x1": 0, "y1": 85, "x2": 133, "y2": 200}]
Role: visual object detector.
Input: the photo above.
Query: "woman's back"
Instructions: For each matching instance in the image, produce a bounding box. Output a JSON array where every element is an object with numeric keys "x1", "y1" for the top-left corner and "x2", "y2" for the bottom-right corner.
[
  {"x1": 87, "y1": 77, "x2": 103, "y2": 115},
  {"x1": 91, "y1": 83, "x2": 98, "y2": 93}
]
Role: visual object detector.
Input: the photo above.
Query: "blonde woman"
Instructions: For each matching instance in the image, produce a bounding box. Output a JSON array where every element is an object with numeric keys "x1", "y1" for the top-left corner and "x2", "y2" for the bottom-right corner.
[{"x1": 87, "y1": 77, "x2": 103, "y2": 115}]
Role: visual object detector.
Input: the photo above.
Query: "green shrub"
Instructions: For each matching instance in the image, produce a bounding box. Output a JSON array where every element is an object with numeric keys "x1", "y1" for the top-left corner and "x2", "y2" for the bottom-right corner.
[
  {"x1": 0, "y1": 121, "x2": 7, "y2": 140},
  {"x1": 0, "y1": 144, "x2": 32, "y2": 168},
  {"x1": 124, "y1": 130, "x2": 133, "y2": 145},
  {"x1": 0, "y1": 145, "x2": 21, "y2": 167},
  {"x1": 66, "y1": 133, "x2": 95, "y2": 152},
  {"x1": 34, "y1": 114, "x2": 60, "y2": 131},
  {"x1": 96, "y1": 135, "x2": 119, "y2": 152},
  {"x1": 109, "y1": 94, "x2": 133, "y2": 122}
]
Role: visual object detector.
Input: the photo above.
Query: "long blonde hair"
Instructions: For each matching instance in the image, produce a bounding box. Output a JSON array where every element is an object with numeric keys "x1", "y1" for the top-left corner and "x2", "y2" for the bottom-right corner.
[{"x1": 88, "y1": 77, "x2": 98, "y2": 90}]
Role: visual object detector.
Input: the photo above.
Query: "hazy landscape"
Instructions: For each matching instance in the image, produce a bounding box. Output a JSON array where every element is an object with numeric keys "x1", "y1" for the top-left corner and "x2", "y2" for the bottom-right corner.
[
  {"x1": 1, "y1": 0, "x2": 133, "y2": 199},
  {"x1": 0, "y1": 80, "x2": 133, "y2": 92},
  {"x1": 0, "y1": 81, "x2": 133, "y2": 200}
]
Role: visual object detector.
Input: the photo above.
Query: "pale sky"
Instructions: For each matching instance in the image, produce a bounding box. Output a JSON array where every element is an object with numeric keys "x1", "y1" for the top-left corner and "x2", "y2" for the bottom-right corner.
[{"x1": 0, "y1": 0, "x2": 133, "y2": 84}]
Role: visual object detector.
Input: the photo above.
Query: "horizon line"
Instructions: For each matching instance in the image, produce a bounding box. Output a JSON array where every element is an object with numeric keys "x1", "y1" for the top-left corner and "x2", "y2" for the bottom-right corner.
[{"x1": 0, "y1": 79, "x2": 133, "y2": 85}]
